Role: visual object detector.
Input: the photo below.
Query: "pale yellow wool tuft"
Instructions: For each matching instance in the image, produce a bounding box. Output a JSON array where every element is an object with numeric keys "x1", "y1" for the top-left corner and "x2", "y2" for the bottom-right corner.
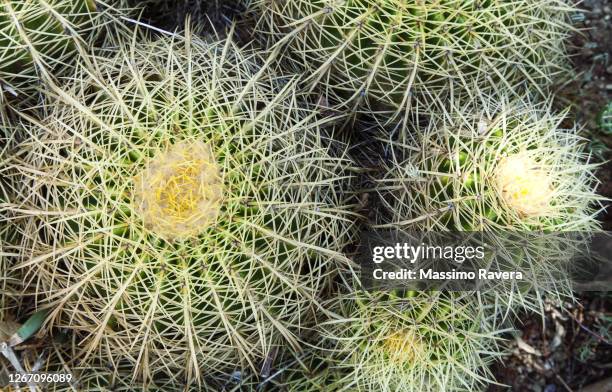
[
  {"x1": 382, "y1": 329, "x2": 423, "y2": 364},
  {"x1": 133, "y1": 141, "x2": 223, "y2": 239},
  {"x1": 496, "y1": 154, "x2": 553, "y2": 217}
]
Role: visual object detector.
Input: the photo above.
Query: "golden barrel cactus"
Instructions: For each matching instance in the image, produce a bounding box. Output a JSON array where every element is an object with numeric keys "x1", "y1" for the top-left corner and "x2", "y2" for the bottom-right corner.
[
  {"x1": 3, "y1": 30, "x2": 357, "y2": 385},
  {"x1": 252, "y1": 0, "x2": 576, "y2": 120}
]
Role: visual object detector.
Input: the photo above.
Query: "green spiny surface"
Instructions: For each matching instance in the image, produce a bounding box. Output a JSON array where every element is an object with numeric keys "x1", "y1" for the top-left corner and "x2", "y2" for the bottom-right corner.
[
  {"x1": 3, "y1": 29, "x2": 357, "y2": 385},
  {"x1": 312, "y1": 292, "x2": 504, "y2": 391},
  {"x1": 0, "y1": 0, "x2": 121, "y2": 103},
  {"x1": 378, "y1": 98, "x2": 601, "y2": 231},
  {"x1": 1, "y1": 328, "x2": 232, "y2": 391},
  {"x1": 253, "y1": 0, "x2": 576, "y2": 119},
  {"x1": 376, "y1": 97, "x2": 604, "y2": 312}
]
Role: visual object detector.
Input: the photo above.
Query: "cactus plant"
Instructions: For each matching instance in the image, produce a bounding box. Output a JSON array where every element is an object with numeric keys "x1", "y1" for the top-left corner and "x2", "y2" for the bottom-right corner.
[
  {"x1": 307, "y1": 292, "x2": 505, "y2": 392},
  {"x1": 376, "y1": 97, "x2": 604, "y2": 311},
  {"x1": 239, "y1": 293, "x2": 505, "y2": 392},
  {"x1": 252, "y1": 0, "x2": 576, "y2": 121},
  {"x1": 1, "y1": 323, "x2": 217, "y2": 392},
  {"x1": 0, "y1": 0, "x2": 123, "y2": 104},
  {"x1": 3, "y1": 29, "x2": 356, "y2": 385}
]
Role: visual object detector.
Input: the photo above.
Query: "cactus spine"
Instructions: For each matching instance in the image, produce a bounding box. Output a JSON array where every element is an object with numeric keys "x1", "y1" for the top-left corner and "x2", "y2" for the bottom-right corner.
[
  {"x1": 253, "y1": 0, "x2": 576, "y2": 119},
  {"x1": 312, "y1": 293, "x2": 504, "y2": 391},
  {"x1": 0, "y1": 0, "x2": 122, "y2": 103}
]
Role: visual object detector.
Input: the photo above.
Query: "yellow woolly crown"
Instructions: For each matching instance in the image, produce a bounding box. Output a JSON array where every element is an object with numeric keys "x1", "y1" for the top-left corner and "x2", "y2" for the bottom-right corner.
[
  {"x1": 382, "y1": 329, "x2": 423, "y2": 364},
  {"x1": 496, "y1": 154, "x2": 553, "y2": 217},
  {"x1": 133, "y1": 141, "x2": 223, "y2": 239}
]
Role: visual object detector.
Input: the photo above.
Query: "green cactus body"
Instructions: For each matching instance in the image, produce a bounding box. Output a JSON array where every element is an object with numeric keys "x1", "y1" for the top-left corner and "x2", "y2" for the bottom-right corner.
[
  {"x1": 41, "y1": 353, "x2": 236, "y2": 392},
  {"x1": 4, "y1": 31, "x2": 356, "y2": 384},
  {"x1": 377, "y1": 98, "x2": 604, "y2": 311},
  {"x1": 253, "y1": 0, "x2": 575, "y2": 119},
  {"x1": 310, "y1": 292, "x2": 504, "y2": 392},
  {"x1": 1, "y1": 323, "x2": 240, "y2": 392},
  {"x1": 0, "y1": 0, "x2": 118, "y2": 102},
  {"x1": 381, "y1": 99, "x2": 601, "y2": 231}
]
